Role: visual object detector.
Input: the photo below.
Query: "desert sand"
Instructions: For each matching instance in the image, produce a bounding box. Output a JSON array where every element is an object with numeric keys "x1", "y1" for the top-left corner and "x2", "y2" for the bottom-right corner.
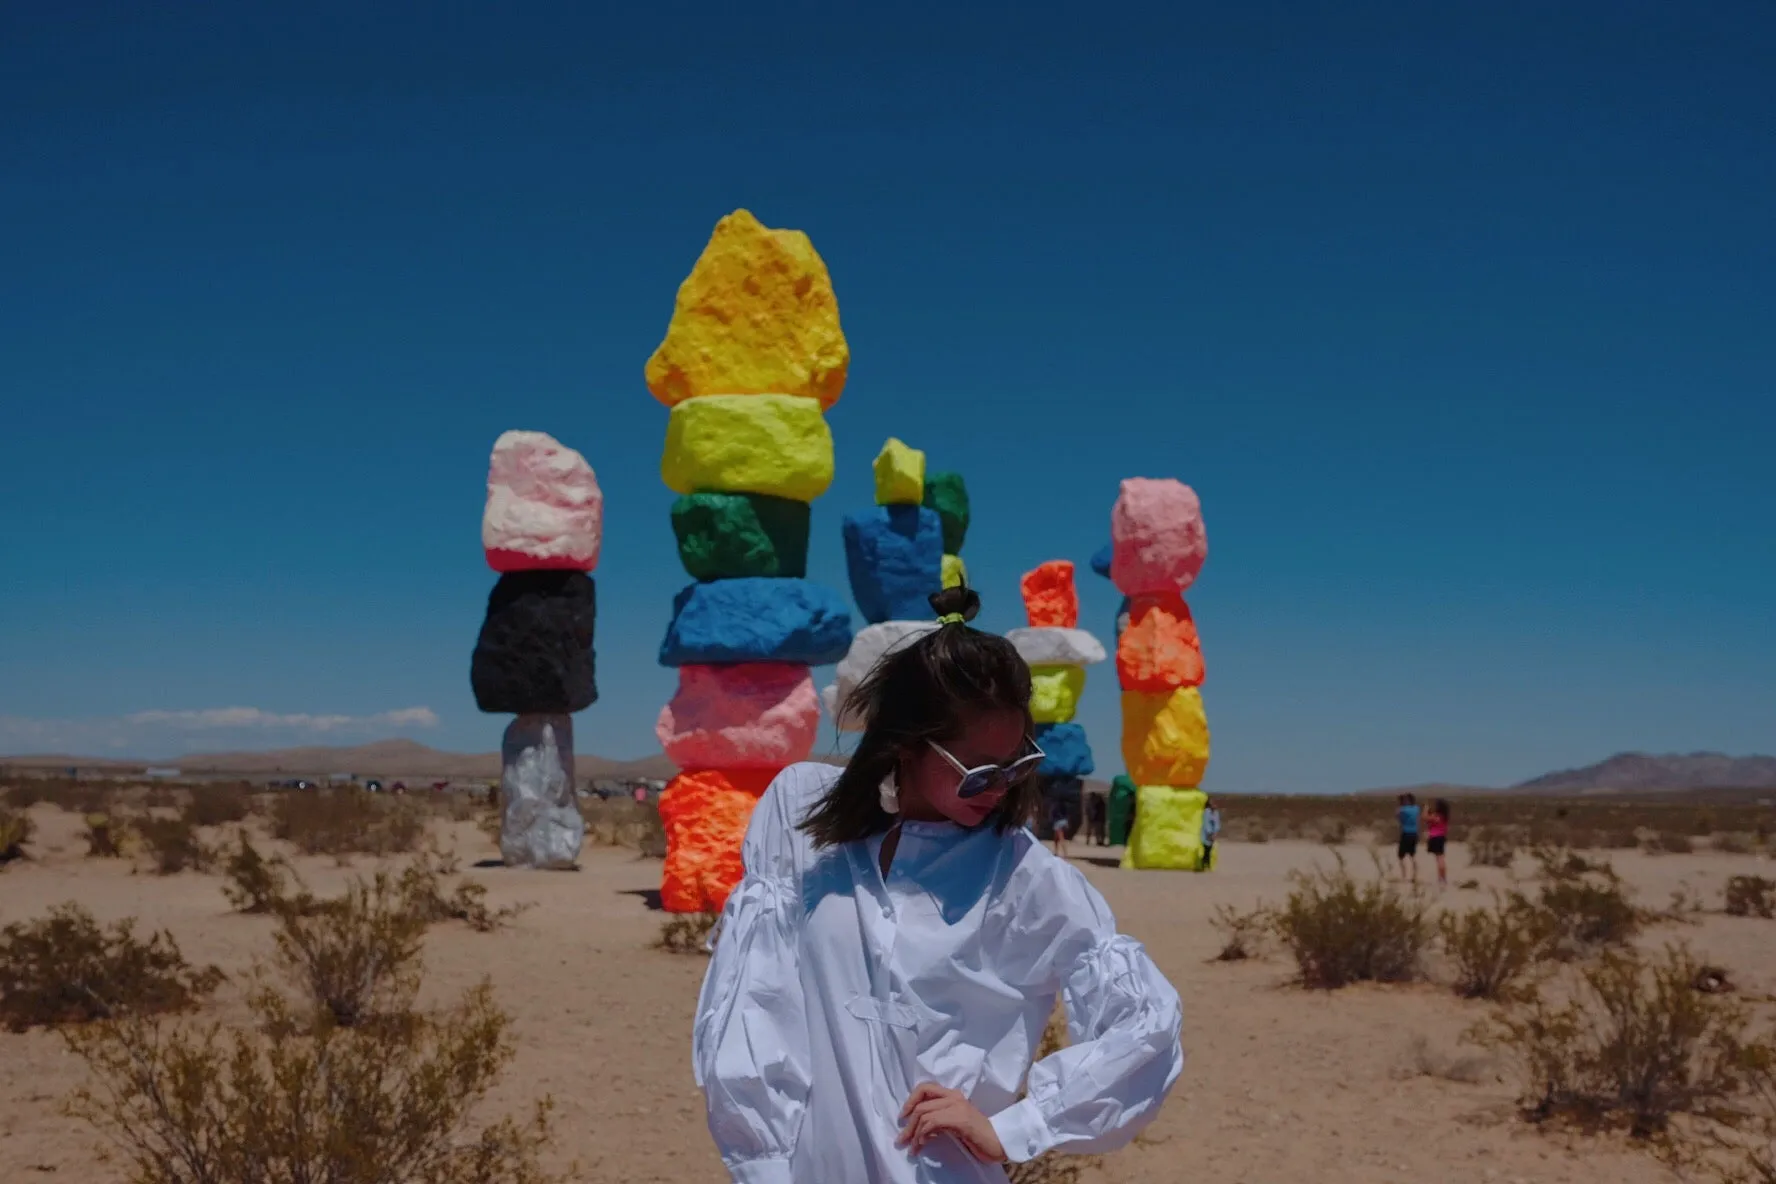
[{"x1": 4, "y1": 803, "x2": 1774, "y2": 1184}]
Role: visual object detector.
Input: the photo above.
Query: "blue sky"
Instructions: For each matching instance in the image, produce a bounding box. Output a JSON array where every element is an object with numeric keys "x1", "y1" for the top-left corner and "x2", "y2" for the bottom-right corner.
[{"x1": 2, "y1": 2, "x2": 1771, "y2": 792}]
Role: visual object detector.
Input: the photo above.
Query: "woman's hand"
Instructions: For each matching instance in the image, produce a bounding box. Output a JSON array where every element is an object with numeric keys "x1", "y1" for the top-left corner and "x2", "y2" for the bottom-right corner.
[{"x1": 897, "y1": 1083, "x2": 1007, "y2": 1163}]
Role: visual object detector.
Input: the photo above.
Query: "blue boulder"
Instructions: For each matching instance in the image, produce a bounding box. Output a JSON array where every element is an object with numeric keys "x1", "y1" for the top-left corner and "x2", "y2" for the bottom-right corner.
[
  {"x1": 842, "y1": 505, "x2": 944, "y2": 625},
  {"x1": 659, "y1": 578, "x2": 853, "y2": 666},
  {"x1": 1089, "y1": 543, "x2": 1114, "y2": 578},
  {"x1": 1035, "y1": 722, "x2": 1095, "y2": 778}
]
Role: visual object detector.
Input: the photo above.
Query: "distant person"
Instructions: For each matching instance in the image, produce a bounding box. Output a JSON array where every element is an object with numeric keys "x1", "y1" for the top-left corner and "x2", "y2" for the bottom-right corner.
[
  {"x1": 1050, "y1": 797, "x2": 1073, "y2": 857},
  {"x1": 633, "y1": 785, "x2": 647, "y2": 803},
  {"x1": 1425, "y1": 799, "x2": 1450, "y2": 888},
  {"x1": 1087, "y1": 793, "x2": 1108, "y2": 847},
  {"x1": 1396, "y1": 793, "x2": 1421, "y2": 883},
  {"x1": 1199, "y1": 798, "x2": 1221, "y2": 870}
]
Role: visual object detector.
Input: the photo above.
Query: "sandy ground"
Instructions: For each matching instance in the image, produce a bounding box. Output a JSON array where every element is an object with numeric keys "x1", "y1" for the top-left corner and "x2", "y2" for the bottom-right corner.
[{"x1": 4, "y1": 803, "x2": 1774, "y2": 1184}]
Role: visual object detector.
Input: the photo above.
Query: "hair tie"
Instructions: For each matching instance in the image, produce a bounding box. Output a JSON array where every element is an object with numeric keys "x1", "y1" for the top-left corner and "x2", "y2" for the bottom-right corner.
[{"x1": 937, "y1": 612, "x2": 966, "y2": 625}]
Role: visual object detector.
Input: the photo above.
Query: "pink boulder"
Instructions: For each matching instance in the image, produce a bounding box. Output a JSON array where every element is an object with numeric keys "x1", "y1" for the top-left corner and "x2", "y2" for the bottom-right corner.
[
  {"x1": 656, "y1": 663, "x2": 819, "y2": 770},
  {"x1": 483, "y1": 430, "x2": 604, "y2": 572},
  {"x1": 1109, "y1": 477, "x2": 1207, "y2": 596}
]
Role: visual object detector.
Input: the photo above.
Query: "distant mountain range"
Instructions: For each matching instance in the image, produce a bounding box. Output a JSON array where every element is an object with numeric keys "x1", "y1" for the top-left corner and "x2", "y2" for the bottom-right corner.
[
  {"x1": 1511, "y1": 751, "x2": 1776, "y2": 795},
  {"x1": 5, "y1": 743, "x2": 1772, "y2": 797}
]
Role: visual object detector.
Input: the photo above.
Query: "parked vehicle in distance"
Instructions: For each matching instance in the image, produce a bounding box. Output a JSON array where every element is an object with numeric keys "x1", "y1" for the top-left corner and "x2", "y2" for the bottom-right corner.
[{"x1": 365, "y1": 779, "x2": 384, "y2": 793}]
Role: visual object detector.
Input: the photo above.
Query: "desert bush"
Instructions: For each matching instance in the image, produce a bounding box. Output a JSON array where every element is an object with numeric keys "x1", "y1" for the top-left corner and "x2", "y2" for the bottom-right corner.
[
  {"x1": 1468, "y1": 826, "x2": 1519, "y2": 868},
  {"x1": 135, "y1": 815, "x2": 212, "y2": 875},
  {"x1": 398, "y1": 847, "x2": 527, "y2": 933},
  {"x1": 1404, "y1": 1032, "x2": 1492, "y2": 1085},
  {"x1": 1440, "y1": 892, "x2": 1557, "y2": 1000},
  {"x1": 271, "y1": 872, "x2": 428, "y2": 1027},
  {"x1": 1471, "y1": 944, "x2": 1772, "y2": 1138},
  {"x1": 1713, "y1": 832, "x2": 1758, "y2": 855},
  {"x1": 273, "y1": 789, "x2": 425, "y2": 858},
  {"x1": 1210, "y1": 903, "x2": 1269, "y2": 962},
  {"x1": 6, "y1": 778, "x2": 113, "y2": 814},
  {"x1": 65, "y1": 971, "x2": 559, "y2": 1184},
  {"x1": 0, "y1": 904, "x2": 223, "y2": 1031},
  {"x1": 1725, "y1": 876, "x2": 1776, "y2": 920},
  {"x1": 181, "y1": 783, "x2": 251, "y2": 828},
  {"x1": 581, "y1": 796, "x2": 667, "y2": 856},
  {"x1": 1457, "y1": 878, "x2": 1482, "y2": 890},
  {"x1": 1314, "y1": 817, "x2": 1350, "y2": 846},
  {"x1": 1270, "y1": 858, "x2": 1432, "y2": 989},
  {"x1": 1647, "y1": 830, "x2": 1695, "y2": 855},
  {"x1": 83, "y1": 812, "x2": 125, "y2": 857},
  {"x1": 1533, "y1": 853, "x2": 1643, "y2": 959},
  {"x1": 0, "y1": 806, "x2": 32, "y2": 864},
  {"x1": 656, "y1": 912, "x2": 718, "y2": 955},
  {"x1": 219, "y1": 834, "x2": 315, "y2": 915}
]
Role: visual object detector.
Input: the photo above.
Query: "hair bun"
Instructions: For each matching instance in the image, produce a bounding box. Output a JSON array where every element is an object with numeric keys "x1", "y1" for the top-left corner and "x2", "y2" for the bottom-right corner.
[{"x1": 928, "y1": 584, "x2": 981, "y2": 624}]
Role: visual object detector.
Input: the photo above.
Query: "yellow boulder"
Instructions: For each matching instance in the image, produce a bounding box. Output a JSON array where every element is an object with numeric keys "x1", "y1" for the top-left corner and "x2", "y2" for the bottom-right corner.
[
  {"x1": 662, "y1": 395, "x2": 834, "y2": 501},
  {"x1": 1120, "y1": 688, "x2": 1210, "y2": 785},
  {"x1": 941, "y1": 553, "x2": 968, "y2": 590},
  {"x1": 1030, "y1": 664, "x2": 1085, "y2": 724},
  {"x1": 645, "y1": 209, "x2": 849, "y2": 409},
  {"x1": 874, "y1": 437, "x2": 926, "y2": 505},
  {"x1": 1121, "y1": 786, "x2": 1211, "y2": 871}
]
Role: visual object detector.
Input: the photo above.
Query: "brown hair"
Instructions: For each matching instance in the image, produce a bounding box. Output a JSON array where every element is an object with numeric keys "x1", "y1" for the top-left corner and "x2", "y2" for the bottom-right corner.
[{"x1": 799, "y1": 585, "x2": 1037, "y2": 848}]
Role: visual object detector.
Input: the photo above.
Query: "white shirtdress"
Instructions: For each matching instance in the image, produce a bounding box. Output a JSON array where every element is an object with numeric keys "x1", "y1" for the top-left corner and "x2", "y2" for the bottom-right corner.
[{"x1": 692, "y1": 762, "x2": 1185, "y2": 1184}]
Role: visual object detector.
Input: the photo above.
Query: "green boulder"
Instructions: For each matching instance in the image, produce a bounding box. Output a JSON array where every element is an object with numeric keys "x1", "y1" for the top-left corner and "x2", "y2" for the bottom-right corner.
[
  {"x1": 671, "y1": 492, "x2": 811, "y2": 581},
  {"x1": 922, "y1": 471, "x2": 970, "y2": 555}
]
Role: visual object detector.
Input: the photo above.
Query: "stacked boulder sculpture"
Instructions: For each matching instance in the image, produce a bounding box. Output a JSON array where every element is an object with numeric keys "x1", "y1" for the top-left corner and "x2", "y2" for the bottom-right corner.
[
  {"x1": 1007, "y1": 561, "x2": 1106, "y2": 834},
  {"x1": 471, "y1": 430, "x2": 602, "y2": 869},
  {"x1": 1106, "y1": 478, "x2": 1213, "y2": 871},
  {"x1": 823, "y1": 441, "x2": 968, "y2": 731},
  {"x1": 649, "y1": 210, "x2": 854, "y2": 914}
]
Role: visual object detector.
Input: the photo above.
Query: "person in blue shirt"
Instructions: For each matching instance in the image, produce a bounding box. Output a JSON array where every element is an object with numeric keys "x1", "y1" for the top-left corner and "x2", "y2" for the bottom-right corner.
[
  {"x1": 1198, "y1": 799, "x2": 1221, "y2": 870},
  {"x1": 1395, "y1": 793, "x2": 1421, "y2": 884}
]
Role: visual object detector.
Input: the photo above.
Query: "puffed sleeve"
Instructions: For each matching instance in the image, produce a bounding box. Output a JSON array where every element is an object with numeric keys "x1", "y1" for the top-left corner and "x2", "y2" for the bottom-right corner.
[
  {"x1": 690, "y1": 765, "x2": 822, "y2": 1184},
  {"x1": 988, "y1": 854, "x2": 1185, "y2": 1163}
]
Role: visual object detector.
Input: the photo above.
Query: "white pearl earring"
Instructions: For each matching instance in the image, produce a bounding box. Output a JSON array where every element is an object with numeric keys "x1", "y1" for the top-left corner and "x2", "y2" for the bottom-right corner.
[{"x1": 878, "y1": 771, "x2": 900, "y2": 815}]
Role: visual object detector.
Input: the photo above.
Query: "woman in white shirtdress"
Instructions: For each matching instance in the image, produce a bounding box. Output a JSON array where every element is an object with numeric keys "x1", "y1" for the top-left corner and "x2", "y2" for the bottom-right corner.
[{"x1": 693, "y1": 587, "x2": 1185, "y2": 1184}]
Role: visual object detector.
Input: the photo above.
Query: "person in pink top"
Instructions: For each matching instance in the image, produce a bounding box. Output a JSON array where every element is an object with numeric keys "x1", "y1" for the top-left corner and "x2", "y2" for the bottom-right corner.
[{"x1": 1424, "y1": 799, "x2": 1451, "y2": 888}]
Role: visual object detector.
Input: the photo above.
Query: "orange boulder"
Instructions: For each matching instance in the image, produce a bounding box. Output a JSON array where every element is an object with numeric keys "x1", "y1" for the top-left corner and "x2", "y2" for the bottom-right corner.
[
  {"x1": 1116, "y1": 592, "x2": 1204, "y2": 692},
  {"x1": 1020, "y1": 560, "x2": 1079, "y2": 628},
  {"x1": 657, "y1": 767, "x2": 778, "y2": 914}
]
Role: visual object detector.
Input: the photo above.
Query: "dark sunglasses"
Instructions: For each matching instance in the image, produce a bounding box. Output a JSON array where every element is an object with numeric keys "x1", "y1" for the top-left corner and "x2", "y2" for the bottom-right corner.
[{"x1": 927, "y1": 738, "x2": 1046, "y2": 800}]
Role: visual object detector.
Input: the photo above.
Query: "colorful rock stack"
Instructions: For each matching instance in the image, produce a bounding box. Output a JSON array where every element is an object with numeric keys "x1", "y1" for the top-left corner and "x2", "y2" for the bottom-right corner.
[
  {"x1": 471, "y1": 430, "x2": 603, "y2": 869},
  {"x1": 647, "y1": 210, "x2": 854, "y2": 914},
  {"x1": 823, "y1": 442, "x2": 968, "y2": 730},
  {"x1": 1006, "y1": 561, "x2": 1106, "y2": 835},
  {"x1": 1106, "y1": 478, "x2": 1213, "y2": 871}
]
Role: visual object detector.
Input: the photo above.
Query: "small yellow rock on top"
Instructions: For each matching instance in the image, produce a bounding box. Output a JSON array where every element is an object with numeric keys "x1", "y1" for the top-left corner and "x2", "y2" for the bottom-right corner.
[{"x1": 645, "y1": 209, "x2": 850, "y2": 410}]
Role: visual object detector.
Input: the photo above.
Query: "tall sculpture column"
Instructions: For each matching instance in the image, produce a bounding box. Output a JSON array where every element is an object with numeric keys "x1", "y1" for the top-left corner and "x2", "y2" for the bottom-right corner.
[
  {"x1": 647, "y1": 209, "x2": 854, "y2": 914},
  {"x1": 1007, "y1": 561, "x2": 1106, "y2": 837},
  {"x1": 470, "y1": 431, "x2": 602, "y2": 869}
]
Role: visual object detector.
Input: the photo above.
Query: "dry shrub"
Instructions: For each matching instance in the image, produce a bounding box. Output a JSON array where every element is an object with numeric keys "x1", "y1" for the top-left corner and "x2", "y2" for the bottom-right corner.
[
  {"x1": 65, "y1": 950, "x2": 559, "y2": 1183},
  {"x1": 1314, "y1": 817, "x2": 1350, "y2": 846},
  {"x1": 657, "y1": 913, "x2": 718, "y2": 955},
  {"x1": 1271, "y1": 858, "x2": 1431, "y2": 989},
  {"x1": 1468, "y1": 826, "x2": 1519, "y2": 868},
  {"x1": 1210, "y1": 903, "x2": 1269, "y2": 962},
  {"x1": 181, "y1": 783, "x2": 251, "y2": 828},
  {"x1": 1647, "y1": 830, "x2": 1695, "y2": 856},
  {"x1": 1404, "y1": 1032, "x2": 1492, "y2": 1085},
  {"x1": 0, "y1": 904, "x2": 223, "y2": 1031},
  {"x1": 136, "y1": 815, "x2": 212, "y2": 875},
  {"x1": 398, "y1": 847, "x2": 528, "y2": 933},
  {"x1": 220, "y1": 835, "x2": 312, "y2": 915},
  {"x1": 1471, "y1": 944, "x2": 1772, "y2": 1138},
  {"x1": 273, "y1": 789, "x2": 425, "y2": 858},
  {"x1": 1457, "y1": 878, "x2": 1482, "y2": 891},
  {"x1": 581, "y1": 796, "x2": 667, "y2": 856},
  {"x1": 271, "y1": 873, "x2": 428, "y2": 1027},
  {"x1": 1601, "y1": 828, "x2": 1642, "y2": 850},
  {"x1": 1713, "y1": 832, "x2": 1758, "y2": 855},
  {"x1": 1725, "y1": 876, "x2": 1776, "y2": 920},
  {"x1": 1440, "y1": 892, "x2": 1556, "y2": 1001},
  {"x1": 0, "y1": 805, "x2": 32, "y2": 864},
  {"x1": 6, "y1": 778, "x2": 113, "y2": 814},
  {"x1": 84, "y1": 812, "x2": 125, "y2": 857},
  {"x1": 1534, "y1": 852, "x2": 1642, "y2": 959}
]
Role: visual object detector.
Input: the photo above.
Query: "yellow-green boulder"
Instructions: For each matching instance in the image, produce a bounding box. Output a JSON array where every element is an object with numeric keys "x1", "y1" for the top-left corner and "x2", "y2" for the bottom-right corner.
[
  {"x1": 941, "y1": 553, "x2": 968, "y2": 590},
  {"x1": 873, "y1": 437, "x2": 926, "y2": 505},
  {"x1": 1029, "y1": 664, "x2": 1085, "y2": 724},
  {"x1": 662, "y1": 395, "x2": 834, "y2": 501},
  {"x1": 1121, "y1": 786, "x2": 1211, "y2": 870},
  {"x1": 1120, "y1": 687, "x2": 1210, "y2": 785},
  {"x1": 645, "y1": 209, "x2": 849, "y2": 409}
]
